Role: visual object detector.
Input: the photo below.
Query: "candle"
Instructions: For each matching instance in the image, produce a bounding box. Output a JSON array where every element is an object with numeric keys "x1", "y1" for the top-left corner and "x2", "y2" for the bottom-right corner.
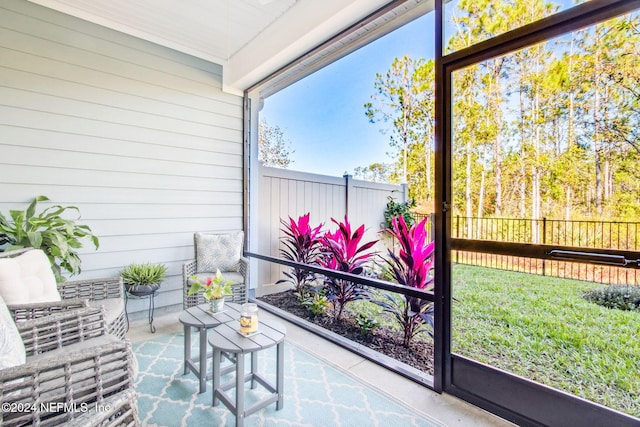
[{"x1": 240, "y1": 303, "x2": 258, "y2": 334}]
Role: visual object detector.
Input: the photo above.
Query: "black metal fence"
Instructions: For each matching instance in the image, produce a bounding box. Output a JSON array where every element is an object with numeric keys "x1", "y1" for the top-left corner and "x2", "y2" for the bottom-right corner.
[
  {"x1": 412, "y1": 212, "x2": 435, "y2": 243},
  {"x1": 453, "y1": 216, "x2": 640, "y2": 249},
  {"x1": 414, "y1": 214, "x2": 640, "y2": 285}
]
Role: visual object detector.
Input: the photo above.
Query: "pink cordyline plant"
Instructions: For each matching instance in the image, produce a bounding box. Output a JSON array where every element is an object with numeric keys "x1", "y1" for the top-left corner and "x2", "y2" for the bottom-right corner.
[
  {"x1": 277, "y1": 213, "x2": 323, "y2": 294},
  {"x1": 375, "y1": 216, "x2": 434, "y2": 347},
  {"x1": 387, "y1": 216, "x2": 434, "y2": 290},
  {"x1": 319, "y1": 216, "x2": 377, "y2": 322}
]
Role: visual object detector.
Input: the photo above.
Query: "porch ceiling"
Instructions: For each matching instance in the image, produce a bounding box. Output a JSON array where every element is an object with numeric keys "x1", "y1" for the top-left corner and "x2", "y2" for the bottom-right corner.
[{"x1": 25, "y1": 0, "x2": 398, "y2": 94}]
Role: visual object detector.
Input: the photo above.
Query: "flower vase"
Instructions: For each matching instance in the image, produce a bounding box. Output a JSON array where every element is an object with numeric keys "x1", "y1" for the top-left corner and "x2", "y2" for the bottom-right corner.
[{"x1": 209, "y1": 297, "x2": 225, "y2": 313}]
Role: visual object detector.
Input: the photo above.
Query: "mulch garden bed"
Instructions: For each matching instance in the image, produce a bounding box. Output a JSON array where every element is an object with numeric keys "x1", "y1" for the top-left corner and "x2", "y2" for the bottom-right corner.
[{"x1": 258, "y1": 289, "x2": 434, "y2": 376}]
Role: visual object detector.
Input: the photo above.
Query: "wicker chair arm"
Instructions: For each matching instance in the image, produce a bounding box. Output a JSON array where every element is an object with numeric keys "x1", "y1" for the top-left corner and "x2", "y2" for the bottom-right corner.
[
  {"x1": 8, "y1": 298, "x2": 89, "y2": 323},
  {"x1": 239, "y1": 256, "x2": 248, "y2": 278},
  {"x1": 17, "y1": 306, "x2": 108, "y2": 356},
  {"x1": 232, "y1": 257, "x2": 249, "y2": 304},
  {"x1": 58, "y1": 277, "x2": 123, "y2": 301},
  {"x1": 183, "y1": 260, "x2": 197, "y2": 281},
  {"x1": 0, "y1": 338, "x2": 134, "y2": 427},
  {"x1": 182, "y1": 260, "x2": 197, "y2": 310}
]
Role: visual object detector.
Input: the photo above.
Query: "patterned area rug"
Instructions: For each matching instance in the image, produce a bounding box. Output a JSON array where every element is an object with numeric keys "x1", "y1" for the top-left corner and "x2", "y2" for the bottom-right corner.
[{"x1": 132, "y1": 332, "x2": 443, "y2": 427}]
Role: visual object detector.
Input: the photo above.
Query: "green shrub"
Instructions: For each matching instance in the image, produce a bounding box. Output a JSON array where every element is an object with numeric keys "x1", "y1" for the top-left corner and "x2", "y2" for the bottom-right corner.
[
  {"x1": 355, "y1": 313, "x2": 380, "y2": 336},
  {"x1": 120, "y1": 263, "x2": 167, "y2": 288},
  {"x1": 300, "y1": 291, "x2": 330, "y2": 317},
  {"x1": 583, "y1": 285, "x2": 640, "y2": 311},
  {"x1": 383, "y1": 195, "x2": 416, "y2": 229}
]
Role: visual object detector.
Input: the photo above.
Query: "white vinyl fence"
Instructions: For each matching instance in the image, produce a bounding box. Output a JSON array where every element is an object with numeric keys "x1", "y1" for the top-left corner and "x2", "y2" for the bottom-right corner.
[{"x1": 256, "y1": 165, "x2": 406, "y2": 290}]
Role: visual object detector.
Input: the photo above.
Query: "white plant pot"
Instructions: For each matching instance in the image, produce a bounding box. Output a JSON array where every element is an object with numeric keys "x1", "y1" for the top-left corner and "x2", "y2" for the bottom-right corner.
[{"x1": 209, "y1": 297, "x2": 225, "y2": 313}]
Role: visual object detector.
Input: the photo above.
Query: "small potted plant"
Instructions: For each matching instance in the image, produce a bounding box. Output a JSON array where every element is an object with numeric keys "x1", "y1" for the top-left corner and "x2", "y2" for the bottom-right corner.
[
  {"x1": 188, "y1": 269, "x2": 233, "y2": 312},
  {"x1": 120, "y1": 262, "x2": 167, "y2": 296}
]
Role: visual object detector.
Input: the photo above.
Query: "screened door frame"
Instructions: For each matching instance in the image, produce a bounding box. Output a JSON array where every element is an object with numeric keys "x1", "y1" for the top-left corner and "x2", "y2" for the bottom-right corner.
[
  {"x1": 242, "y1": 0, "x2": 640, "y2": 424},
  {"x1": 434, "y1": 0, "x2": 640, "y2": 425}
]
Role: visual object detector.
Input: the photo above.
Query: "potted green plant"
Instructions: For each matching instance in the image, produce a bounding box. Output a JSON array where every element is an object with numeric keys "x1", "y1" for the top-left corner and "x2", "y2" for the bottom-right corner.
[
  {"x1": 120, "y1": 262, "x2": 167, "y2": 296},
  {"x1": 188, "y1": 269, "x2": 233, "y2": 312},
  {"x1": 0, "y1": 195, "x2": 99, "y2": 282}
]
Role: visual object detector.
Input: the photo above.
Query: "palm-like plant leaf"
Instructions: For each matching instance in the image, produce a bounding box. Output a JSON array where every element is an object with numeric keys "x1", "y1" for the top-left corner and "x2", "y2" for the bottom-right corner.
[
  {"x1": 277, "y1": 214, "x2": 324, "y2": 293},
  {"x1": 0, "y1": 195, "x2": 99, "y2": 281},
  {"x1": 373, "y1": 216, "x2": 434, "y2": 346},
  {"x1": 318, "y1": 216, "x2": 378, "y2": 322}
]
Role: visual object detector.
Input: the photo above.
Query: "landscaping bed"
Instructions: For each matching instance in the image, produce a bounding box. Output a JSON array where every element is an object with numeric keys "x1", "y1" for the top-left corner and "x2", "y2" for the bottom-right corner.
[{"x1": 258, "y1": 289, "x2": 434, "y2": 376}]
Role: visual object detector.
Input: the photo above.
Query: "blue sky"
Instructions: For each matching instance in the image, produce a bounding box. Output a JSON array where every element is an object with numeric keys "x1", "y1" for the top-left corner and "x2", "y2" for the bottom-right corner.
[
  {"x1": 260, "y1": 0, "x2": 578, "y2": 177},
  {"x1": 260, "y1": 13, "x2": 435, "y2": 177}
]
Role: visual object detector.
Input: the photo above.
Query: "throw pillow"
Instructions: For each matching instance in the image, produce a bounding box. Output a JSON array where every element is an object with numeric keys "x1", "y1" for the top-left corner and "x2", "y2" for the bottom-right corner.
[
  {"x1": 0, "y1": 294, "x2": 26, "y2": 370},
  {"x1": 195, "y1": 231, "x2": 244, "y2": 273},
  {"x1": 0, "y1": 249, "x2": 60, "y2": 304}
]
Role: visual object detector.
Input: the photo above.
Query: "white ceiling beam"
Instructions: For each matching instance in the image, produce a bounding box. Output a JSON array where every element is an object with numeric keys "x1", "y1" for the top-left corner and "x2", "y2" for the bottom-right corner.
[{"x1": 224, "y1": 0, "x2": 391, "y2": 93}]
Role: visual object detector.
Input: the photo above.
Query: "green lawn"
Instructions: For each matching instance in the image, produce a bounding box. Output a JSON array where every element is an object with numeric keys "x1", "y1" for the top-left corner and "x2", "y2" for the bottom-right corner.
[{"x1": 452, "y1": 264, "x2": 640, "y2": 417}]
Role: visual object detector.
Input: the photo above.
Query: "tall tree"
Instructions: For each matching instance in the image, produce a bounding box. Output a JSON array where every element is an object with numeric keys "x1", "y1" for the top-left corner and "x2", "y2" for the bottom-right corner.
[
  {"x1": 448, "y1": 0, "x2": 557, "y2": 226},
  {"x1": 367, "y1": 3, "x2": 640, "y2": 223},
  {"x1": 258, "y1": 119, "x2": 294, "y2": 168},
  {"x1": 598, "y1": 15, "x2": 640, "y2": 218},
  {"x1": 365, "y1": 56, "x2": 430, "y2": 186},
  {"x1": 353, "y1": 163, "x2": 395, "y2": 183},
  {"x1": 406, "y1": 59, "x2": 436, "y2": 203}
]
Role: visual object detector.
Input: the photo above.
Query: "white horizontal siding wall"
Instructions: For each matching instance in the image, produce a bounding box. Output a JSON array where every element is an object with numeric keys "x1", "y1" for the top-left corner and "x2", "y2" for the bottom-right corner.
[{"x1": 0, "y1": 0, "x2": 244, "y2": 317}]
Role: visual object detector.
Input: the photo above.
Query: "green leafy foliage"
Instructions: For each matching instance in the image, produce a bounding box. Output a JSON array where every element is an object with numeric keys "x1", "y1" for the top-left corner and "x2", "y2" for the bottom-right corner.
[
  {"x1": 355, "y1": 313, "x2": 380, "y2": 336},
  {"x1": 188, "y1": 269, "x2": 232, "y2": 300},
  {"x1": 367, "y1": 9, "x2": 640, "y2": 222},
  {"x1": 120, "y1": 263, "x2": 167, "y2": 288},
  {"x1": 364, "y1": 56, "x2": 434, "y2": 194},
  {"x1": 300, "y1": 291, "x2": 330, "y2": 317},
  {"x1": 0, "y1": 195, "x2": 99, "y2": 281},
  {"x1": 583, "y1": 285, "x2": 640, "y2": 311},
  {"x1": 383, "y1": 196, "x2": 416, "y2": 229},
  {"x1": 353, "y1": 162, "x2": 394, "y2": 183}
]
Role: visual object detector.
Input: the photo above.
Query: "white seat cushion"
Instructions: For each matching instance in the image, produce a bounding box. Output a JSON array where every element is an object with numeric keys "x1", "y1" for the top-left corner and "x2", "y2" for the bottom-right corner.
[
  {"x1": 0, "y1": 250, "x2": 61, "y2": 304},
  {"x1": 0, "y1": 295, "x2": 26, "y2": 370}
]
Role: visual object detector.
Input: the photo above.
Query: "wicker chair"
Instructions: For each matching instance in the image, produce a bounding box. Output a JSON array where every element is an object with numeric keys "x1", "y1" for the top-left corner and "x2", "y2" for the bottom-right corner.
[
  {"x1": 182, "y1": 231, "x2": 248, "y2": 309},
  {"x1": 0, "y1": 248, "x2": 127, "y2": 339},
  {"x1": 0, "y1": 304, "x2": 139, "y2": 427},
  {"x1": 65, "y1": 390, "x2": 139, "y2": 427}
]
